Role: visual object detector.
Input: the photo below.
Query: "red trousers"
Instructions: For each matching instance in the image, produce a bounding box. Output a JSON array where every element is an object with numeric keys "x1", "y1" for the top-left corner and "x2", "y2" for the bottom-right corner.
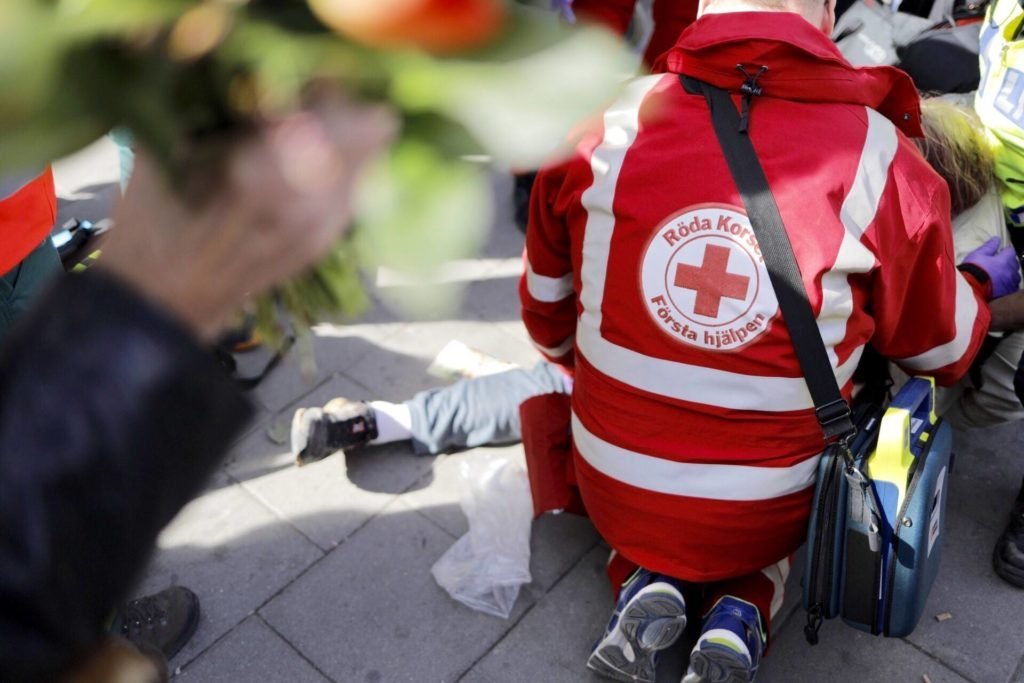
[
  {"x1": 0, "y1": 168, "x2": 56, "y2": 276},
  {"x1": 521, "y1": 392, "x2": 790, "y2": 646}
]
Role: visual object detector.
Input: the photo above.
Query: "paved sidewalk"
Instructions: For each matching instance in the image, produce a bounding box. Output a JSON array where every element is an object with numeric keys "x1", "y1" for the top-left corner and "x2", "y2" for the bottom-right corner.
[{"x1": 55, "y1": 140, "x2": 1024, "y2": 683}]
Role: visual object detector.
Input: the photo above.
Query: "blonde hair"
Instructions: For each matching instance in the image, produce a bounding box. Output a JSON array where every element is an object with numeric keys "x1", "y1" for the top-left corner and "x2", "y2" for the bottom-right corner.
[{"x1": 916, "y1": 98, "x2": 996, "y2": 216}]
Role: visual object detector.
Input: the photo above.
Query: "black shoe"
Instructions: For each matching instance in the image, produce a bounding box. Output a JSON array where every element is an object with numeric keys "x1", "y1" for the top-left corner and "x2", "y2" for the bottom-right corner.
[
  {"x1": 113, "y1": 586, "x2": 200, "y2": 660},
  {"x1": 993, "y1": 477, "x2": 1024, "y2": 588},
  {"x1": 512, "y1": 171, "x2": 537, "y2": 234},
  {"x1": 215, "y1": 314, "x2": 261, "y2": 353},
  {"x1": 291, "y1": 398, "x2": 378, "y2": 466}
]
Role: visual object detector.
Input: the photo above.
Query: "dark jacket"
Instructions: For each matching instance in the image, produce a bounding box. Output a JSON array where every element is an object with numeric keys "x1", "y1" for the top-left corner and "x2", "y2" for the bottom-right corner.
[{"x1": 0, "y1": 270, "x2": 252, "y2": 682}]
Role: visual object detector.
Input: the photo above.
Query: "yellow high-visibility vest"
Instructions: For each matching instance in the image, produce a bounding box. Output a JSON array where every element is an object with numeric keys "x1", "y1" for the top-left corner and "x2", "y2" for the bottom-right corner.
[{"x1": 976, "y1": 0, "x2": 1024, "y2": 226}]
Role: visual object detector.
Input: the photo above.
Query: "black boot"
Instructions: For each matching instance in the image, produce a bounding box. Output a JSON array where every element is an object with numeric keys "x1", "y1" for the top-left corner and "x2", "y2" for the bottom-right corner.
[
  {"x1": 993, "y1": 477, "x2": 1024, "y2": 588},
  {"x1": 112, "y1": 586, "x2": 201, "y2": 660}
]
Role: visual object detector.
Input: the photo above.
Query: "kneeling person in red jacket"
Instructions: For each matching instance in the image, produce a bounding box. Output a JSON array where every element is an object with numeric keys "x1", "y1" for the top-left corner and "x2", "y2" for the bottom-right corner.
[{"x1": 520, "y1": 0, "x2": 1010, "y2": 680}]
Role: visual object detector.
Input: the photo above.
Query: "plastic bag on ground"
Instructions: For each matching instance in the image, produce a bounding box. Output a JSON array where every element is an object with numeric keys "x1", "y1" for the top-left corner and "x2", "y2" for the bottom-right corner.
[{"x1": 431, "y1": 452, "x2": 533, "y2": 619}]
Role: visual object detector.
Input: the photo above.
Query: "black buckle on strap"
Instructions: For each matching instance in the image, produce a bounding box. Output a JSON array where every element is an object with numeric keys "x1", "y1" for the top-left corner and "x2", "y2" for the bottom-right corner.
[
  {"x1": 815, "y1": 399, "x2": 856, "y2": 442},
  {"x1": 735, "y1": 64, "x2": 768, "y2": 133}
]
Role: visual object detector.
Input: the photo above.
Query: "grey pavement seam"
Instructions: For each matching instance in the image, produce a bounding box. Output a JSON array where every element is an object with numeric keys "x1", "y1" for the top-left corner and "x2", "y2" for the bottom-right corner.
[
  {"x1": 173, "y1": 615, "x2": 245, "y2": 677},
  {"x1": 454, "y1": 537, "x2": 603, "y2": 683},
  {"x1": 901, "y1": 636, "x2": 984, "y2": 683},
  {"x1": 220, "y1": 375, "x2": 359, "y2": 553},
  {"x1": 256, "y1": 614, "x2": 340, "y2": 683},
  {"x1": 170, "y1": 504, "x2": 388, "y2": 677},
  {"x1": 229, "y1": 470, "x2": 388, "y2": 553},
  {"x1": 173, "y1": 534, "x2": 343, "y2": 673},
  {"x1": 1008, "y1": 650, "x2": 1024, "y2": 683},
  {"x1": 410, "y1": 499, "x2": 463, "y2": 541},
  {"x1": 162, "y1": 475, "x2": 331, "y2": 674}
]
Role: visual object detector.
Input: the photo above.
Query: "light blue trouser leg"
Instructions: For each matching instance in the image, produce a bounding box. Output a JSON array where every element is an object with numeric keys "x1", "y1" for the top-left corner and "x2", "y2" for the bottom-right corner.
[{"x1": 405, "y1": 361, "x2": 570, "y2": 455}]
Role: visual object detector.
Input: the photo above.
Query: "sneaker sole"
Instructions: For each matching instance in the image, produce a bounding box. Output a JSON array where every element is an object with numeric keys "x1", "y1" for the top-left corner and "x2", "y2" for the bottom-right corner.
[
  {"x1": 586, "y1": 585, "x2": 687, "y2": 683},
  {"x1": 291, "y1": 408, "x2": 319, "y2": 466},
  {"x1": 291, "y1": 407, "x2": 342, "y2": 467},
  {"x1": 685, "y1": 643, "x2": 755, "y2": 683}
]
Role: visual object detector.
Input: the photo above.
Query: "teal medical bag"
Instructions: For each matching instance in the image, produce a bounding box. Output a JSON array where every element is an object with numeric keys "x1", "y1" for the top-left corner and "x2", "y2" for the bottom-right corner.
[{"x1": 803, "y1": 377, "x2": 953, "y2": 641}]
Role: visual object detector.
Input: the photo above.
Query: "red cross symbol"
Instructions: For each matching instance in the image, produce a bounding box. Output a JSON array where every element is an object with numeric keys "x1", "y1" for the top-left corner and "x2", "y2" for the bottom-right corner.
[{"x1": 673, "y1": 244, "x2": 750, "y2": 318}]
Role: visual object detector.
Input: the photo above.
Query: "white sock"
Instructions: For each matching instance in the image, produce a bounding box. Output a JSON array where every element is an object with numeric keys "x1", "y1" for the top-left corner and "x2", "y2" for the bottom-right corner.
[{"x1": 369, "y1": 401, "x2": 413, "y2": 445}]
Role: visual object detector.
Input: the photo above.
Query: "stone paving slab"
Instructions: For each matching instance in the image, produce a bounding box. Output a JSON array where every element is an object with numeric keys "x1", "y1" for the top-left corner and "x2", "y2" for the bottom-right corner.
[
  {"x1": 227, "y1": 403, "x2": 274, "y2": 448},
  {"x1": 342, "y1": 319, "x2": 541, "y2": 404},
  {"x1": 526, "y1": 513, "x2": 603, "y2": 593},
  {"x1": 175, "y1": 616, "x2": 330, "y2": 683},
  {"x1": 136, "y1": 471, "x2": 325, "y2": 669},
  {"x1": 462, "y1": 545, "x2": 635, "y2": 683},
  {"x1": 225, "y1": 374, "x2": 434, "y2": 551},
  {"x1": 259, "y1": 500, "x2": 536, "y2": 683},
  {"x1": 394, "y1": 460, "x2": 602, "y2": 594},
  {"x1": 906, "y1": 509, "x2": 1024, "y2": 683},
  {"x1": 246, "y1": 320, "x2": 407, "y2": 414},
  {"x1": 761, "y1": 617, "x2": 973, "y2": 683},
  {"x1": 223, "y1": 374, "x2": 336, "y2": 484},
  {"x1": 949, "y1": 426, "x2": 1024, "y2": 533}
]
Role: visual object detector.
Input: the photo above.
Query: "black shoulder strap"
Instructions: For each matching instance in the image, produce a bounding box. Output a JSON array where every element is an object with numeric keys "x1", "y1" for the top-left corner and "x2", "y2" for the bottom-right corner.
[{"x1": 681, "y1": 75, "x2": 855, "y2": 443}]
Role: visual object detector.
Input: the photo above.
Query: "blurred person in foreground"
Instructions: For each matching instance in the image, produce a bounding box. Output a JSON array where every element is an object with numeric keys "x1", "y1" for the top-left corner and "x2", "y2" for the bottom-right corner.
[
  {"x1": 0, "y1": 153, "x2": 208, "y2": 674},
  {"x1": 0, "y1": 95, "x2": 394, "y2": 683}
]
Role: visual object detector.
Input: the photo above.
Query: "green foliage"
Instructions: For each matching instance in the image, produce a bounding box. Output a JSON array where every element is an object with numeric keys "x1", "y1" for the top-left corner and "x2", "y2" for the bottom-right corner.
[{"x1": 0, "y1": 0, "x2": 636, "y2": 342}]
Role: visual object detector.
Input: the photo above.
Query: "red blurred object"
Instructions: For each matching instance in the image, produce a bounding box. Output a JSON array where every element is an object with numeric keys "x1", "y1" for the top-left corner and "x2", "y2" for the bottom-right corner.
[
  {"x1": 0, "y1": 167, "x2": 56, "y2": 276},
  {"x1": 519, "y1": 391, "x2": 587, "y2": 518},
  {"x1": 309, "y1": 0, "x2": 506, "y2": 54}
]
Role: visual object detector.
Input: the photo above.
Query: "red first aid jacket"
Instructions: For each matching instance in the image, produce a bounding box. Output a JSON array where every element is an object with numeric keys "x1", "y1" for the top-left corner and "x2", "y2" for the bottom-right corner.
[
  {"x1": 520, "y1": 12, "x2": 990, "y2": 582},
  {"x1": 0, "y1": 168, "x2": 56, "y2": 276}
]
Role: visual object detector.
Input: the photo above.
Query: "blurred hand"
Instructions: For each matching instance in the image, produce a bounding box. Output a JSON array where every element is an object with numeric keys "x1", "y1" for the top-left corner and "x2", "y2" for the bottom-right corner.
[
  {"x1": 963, "y1": 236, "x2": 1022, "y2": 300},
  {"x1": 99, "y1": 95, "x2": 396, "y2": 342}
]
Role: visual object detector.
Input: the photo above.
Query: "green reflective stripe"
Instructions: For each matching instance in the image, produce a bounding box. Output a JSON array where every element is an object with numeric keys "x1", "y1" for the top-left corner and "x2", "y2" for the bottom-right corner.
[{"x1": 706, "y1": 636, "x2": 744, "y2": 653}]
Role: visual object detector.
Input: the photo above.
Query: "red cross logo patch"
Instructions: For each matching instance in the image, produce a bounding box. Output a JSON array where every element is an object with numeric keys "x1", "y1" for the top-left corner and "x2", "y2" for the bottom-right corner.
[
  {"x1": 673, "y1": 244, "x2": 751, "y2": 318},
  {"x1": 640, "y1": 205, "x2": 778, "y2": 350}
]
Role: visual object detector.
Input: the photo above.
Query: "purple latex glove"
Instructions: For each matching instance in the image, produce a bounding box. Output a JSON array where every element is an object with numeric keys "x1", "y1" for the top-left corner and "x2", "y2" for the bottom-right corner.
[
  {"x1": 962, "y1": 236, "x2": 1022, "y2": 299},
  {"x1": 551, "y1": 0, "x2": 576, "y2": 22}
]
